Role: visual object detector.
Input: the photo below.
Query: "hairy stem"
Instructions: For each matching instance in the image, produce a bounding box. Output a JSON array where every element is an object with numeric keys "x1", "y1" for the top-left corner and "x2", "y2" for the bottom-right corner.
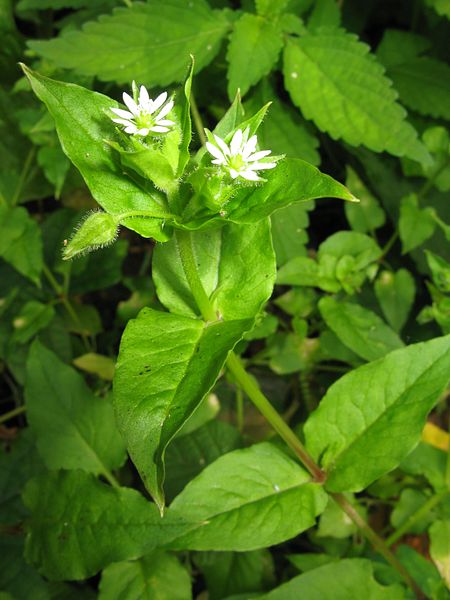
[
  {"x1": 0, "y1": 405, "x2": 26, "y2": 425},
  {"x1": 190, "y1": 92, "x2": 207, "y2": 146},
  {"x1": 175, "y1": 227, "x2": 421, "y2": 597}
]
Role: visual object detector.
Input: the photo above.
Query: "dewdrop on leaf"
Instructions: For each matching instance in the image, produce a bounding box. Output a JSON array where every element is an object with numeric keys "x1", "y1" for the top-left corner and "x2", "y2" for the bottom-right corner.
[{"x1": 63, "y1": 211, "x2": 118, "y2": 260}]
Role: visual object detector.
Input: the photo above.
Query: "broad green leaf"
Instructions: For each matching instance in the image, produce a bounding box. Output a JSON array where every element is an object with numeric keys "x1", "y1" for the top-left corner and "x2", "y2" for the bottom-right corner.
[
  {"x1": 18, "y1": 0, "x2": 98, "y2": 8},
  {"x1": 277, "y1": 256, "x2": 320, "y2": 287},
  {"x1": 226, "y1": 13, "x2": 283, "y2": 98},
  {"x1": 283, "y1": 30, "x2": 428, "y2": 162},
  {"x1": 23, "y1": 470, "x2": 184, "y2": 580},
  {"x1": 317, "y1": 231, "x2": 382, "y2": 269},
  {"x1": 37, "y1": 145, "x2": 70, "y2": 199},
  {"x1": 99, "y1": 552, "x2": 192, "y2": 600},
  {"x1": 255, "y1": 558, "x2": 404, "y2": 599},
  {"x1": 376, "y1": 29, "x2": 431, "y2": 68},
  {"x1": 114, "y1": 308, "x2": 252, "y2": 509},
  {"x1": 0, "y1": 205, "x2": 43, "y2": 284},
  {"x1": 374, "y1": 269, "x2": 415, "y2": 332},
  {"x1": 164, "y1": 420, "x2": 242, "y2": 502},
  {"x1": 387, "y1": 58, "x2": 450, "y2": 121},
  {"x1": 429, "y1": 520, "x2": 450, "y2": 588},
  {"x1": 72, "y1": 352, "x2": 115, "y2": 381},
  {"x1": 0, "y1": 536, "x2": 50, "y2": 600},
  {"x1": 194, "y1": 549, "x2": 274, "y2": 600},
  {"x1": 22, "y1": 66, "x2": 171, "y2": 241},
  {"x1": 400, "y1": 443, "x2": 447, "y2": 491},
  {"x1": 319, "y1": 297, "x2": 404, "y2": 362},
  {"x1": 344, "y1": 167, "x2": 385, "y2": 233},
  {"x1": 307, "y1": 0, "x2": 341, "y2": 29},
  {"x1": 399, "y1": 194, "x2": 436, "y2": 254},
  {"x1": 212, "y1": 158, "x2": 355, "y2": 225},
  {"x1": 168, "y1": 443, "x2": 327, "y2": 551},
  {"x1": 12, "y1": 300, "x2": 55, "y2": 344},
  {"x1": 28, "y1": 1, "x2": 230, "y2": 87},
  {"x1": 271, "y1": 204, "x2": 311, "y2": 266},
  {"x1": 25, "y1": 340, "x2": 126, "y2": 476},
  {"x1": 153, "y1": 221, "x2": 276, "y2": 320},
  {"x1": 390, "y1": 489, "x2": 435, "y2": 534},
  {"x1": 304, "y1": 335, "x2": 450, "y2": 492},
  {"x1": 396, "y1": 545, "x2": 447, "y2": 599}
]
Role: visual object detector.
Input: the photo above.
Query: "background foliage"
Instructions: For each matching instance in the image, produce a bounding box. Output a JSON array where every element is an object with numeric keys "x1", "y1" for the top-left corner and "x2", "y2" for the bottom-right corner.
[{"x1": 1, "y1": 0, "x2": 450, "y2": 598}]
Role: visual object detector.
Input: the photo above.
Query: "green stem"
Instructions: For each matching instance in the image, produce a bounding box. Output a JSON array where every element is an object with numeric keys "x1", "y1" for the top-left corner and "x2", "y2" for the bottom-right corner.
[
  {"x1": 100, "y1": 468, "x2": 120, "y2": 488},
  {"x1": 332, "y1": 493, "x2": 422, "y2": 598},
  {"x1": 236, "y1": 387, "x2": 244, "y2": 433},
  {"x1": 0, "y1": 405, "x2": 26, "y2": 425},
  {"x1": 190, "y1": 92, "x2": 207, "y2": 146},
  {"x1": 386, "y1": 490, "x2": 448, "y2": 547},
  {"x1": 417, "y1": 158, "x2": 450, "y2": 201},
  {"x1": 379, "y1": 231, "x2": 398, "y2": 260},
  {"x1": 11, "y1": 147, "x2": 36, "y2": 206},
  {"x1": 175, "y1": 227, "x2": 420, "y2": 597}
]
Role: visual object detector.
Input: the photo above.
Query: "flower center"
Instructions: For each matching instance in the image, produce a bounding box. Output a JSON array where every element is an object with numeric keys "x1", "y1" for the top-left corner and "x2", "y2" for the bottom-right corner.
[
  {"x1": 227, "y1": 154, "x2": 246, "y2": 172},
  {"x1": 135, "y1": 111, "x2": 156, "y2": 130}
]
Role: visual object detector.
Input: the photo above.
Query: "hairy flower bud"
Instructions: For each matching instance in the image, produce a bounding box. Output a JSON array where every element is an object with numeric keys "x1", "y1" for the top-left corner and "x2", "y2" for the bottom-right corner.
[{"x1": 63, "y1": 211, "x2": 118, "y2": 260}]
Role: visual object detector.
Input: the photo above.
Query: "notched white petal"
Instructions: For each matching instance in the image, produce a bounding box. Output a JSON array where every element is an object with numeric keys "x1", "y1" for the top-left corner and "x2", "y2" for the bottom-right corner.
[
  {"x1": 151, "y1": 92, "x2": 168, "y2": 113},
  {"x1": 123, "y1": 92, "x2": 139, "y2": 116}
]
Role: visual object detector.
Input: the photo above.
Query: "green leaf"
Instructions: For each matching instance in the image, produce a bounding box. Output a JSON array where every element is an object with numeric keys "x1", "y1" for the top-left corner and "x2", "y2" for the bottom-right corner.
[
  {"x1": 12, "y1": 300, "x2": 55, "y2": 344},
  {"x1": 98, "y1": 552, "x2": 192, "y2": 600},
  {"x1": 424, "y1": 0, "x2": 450, "y2": 20},
  {"x1": 390, "y1": 489, "x2": 435, "y2": 534},
  {"x1": 164, "y1": 420, "x2": 242, "y2": 502},
  {"x1": 22, "y1": 66, "x2": 171, "y2": 241},
  {"x1": 376, "y1": 29, "x2": 431, "y2": 68},
  {"x1": 25, "y1": 340, "x2": 126, "y2": 477},
  {"x1": 27, "y1": 1, "x2": 229, "y2": 87},
  {"x1": 425, "y1": 250, "x2": 450, "y2": 293},
  {"x1": 307, "y1": 0, "x2": 341, "y2": 30},
  {"x1": 0, "y1": 205, "x2": 43, "y2": 284},
  {"x1": 429, "y1": 520, "x2": 450, "y2": 588},
  {"x1": 23, "y1": 470, "x2": 183, "y2": 580},
  {"x1": 113, "y1": 308, "x2": 252, "y2": 510},
  {"x1": 304, "y1": 334, "x2": 450, "y2": 492},
  {"x1": 387, "y1": 58, "x2": 450, "y2": 121},
  {"x1": 0, "y1": 536, "x2": 50, "y2": 600},
  {"x1": 177, "y1": 57, "x2": 194, "y2": 178},
  {"x1": 318, "y1": 231, "x2": 382, "y2": 269},
  {"x1": 399, "y1": 194, "x2": 436, "y2": 254},
  {"x1": 319, "y1": 297, "x2": 404, "y2": 362},
  {"x1": 255, "y1": 558, "x2": 404, "y2": 599},
  {"x1": 374, "y1": 269, "x2": 415, "y2": 332},
  {"x1": 271, "y1": 204, "x2": 311, "y2": 266},
  {"x1": 396, "y1": 545, "x2": 446, "y2": 599},
  {"x1": 168, "y1": 443, "x2": 327, "y2": 551},
  {"x1": 256, "y1": 0, "x2": 289, "y2": 17},
  {"x1": 72, "y1": 353, "x2": 116, "y2": 381},
  {"x1": 153, "y1": 220, "x2": 276, "y2": 319},
  {"x1": 226, "y1": 13, "x2": 283, "y2": 98},
  {"x1": 344, "y1": 167, "x2": 386, "y2": 233},
  {"x1": 37, "y1": 145, "x2": 70, "y2": 199},
  {"x1": 283, "y1": 30, "x2": 428, "y2": 162}
]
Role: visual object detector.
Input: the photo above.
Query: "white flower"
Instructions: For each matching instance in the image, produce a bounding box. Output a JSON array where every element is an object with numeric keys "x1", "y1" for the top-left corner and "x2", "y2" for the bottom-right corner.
[
  {"x1": 110, "y1": 82, "x2": 175, "y2": 136},
  {"x1": 205, "y1": 128, "x2": 277, "y2": 182}
]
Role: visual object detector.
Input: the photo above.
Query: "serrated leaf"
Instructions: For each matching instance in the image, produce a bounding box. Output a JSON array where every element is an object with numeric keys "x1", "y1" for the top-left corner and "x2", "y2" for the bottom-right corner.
[
  {"x1": 304, "y1": 335, "x2": 450, "y2": 492},
  {"x1": 25, "y1": 340, "x2": 126, "y2": 476},
  {"x1": 153, "y1": 220, "x2": 276, "y2": 319},
  {"x1": 27, "y1": 1, "x2": 229, "y2": 87},
  {"x1": 22, "y1": 66, "x2": 171, "y2": 241},
  {"x1": 113, "y1": 308, "x2": 252, "y2": 510},
  {"x1": 98, "y1": 552, "x2": 192, "y2": 600},
  {"x1": 168, "y1": 443, "x2": 327, "y2": 551},
  {"x1": 319, "y1": 297, "x2": 404, "y2": 362},
  {"x1": 283, "y1": 29, "x2": 428, "y2": 162},
  {"x1": 23, "y1": 470, "x2": 185, "y2": 580},
  {"x1": 227, "y1": 13, "x2": 283, "y2": 98},
  {"x1": 255, "y1": 558, "x2": 404, "y2": 599},
  {"x1": 0, "y1": 205, "x2": 43, "y2": 284},
  {"x1": 387, "y1": 58, "x2": 450, "y2": 121},
  {"x1": 374, "y1": 269, "x2": 415, "y2": 332}
]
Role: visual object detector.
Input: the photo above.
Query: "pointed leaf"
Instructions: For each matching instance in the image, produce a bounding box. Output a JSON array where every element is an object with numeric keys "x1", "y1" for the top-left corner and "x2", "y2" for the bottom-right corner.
[
  {"x1": 113, "y1": 308, "x2": 252, "y2": 509},
  {"x1": 374, "y1": 269, "x2": 415, "y2": 332},
  {"x1": 99, "y1": 552, "x2": 192, "y2": 600},
  {"x1": 25, "y1": 341, "x2": 126, "y2": 476},
  {"x1": 227, "y1": 13, "x2": 283, "y2": 98},
  {"x1": 23, "y1": 471, "x2": 185, "y2": 580},
  {"x1": 22, "y1": 66, "x2": 170, "y2": 241},
  {"x1": 304, "y1": 335, "x2": 450, "y2": 492},
  {"x1": 153, "y1": 220, "x2": 276, "y2": 319},
  {"x1": 284, "y1": 30, "x2": 429, "y2": 162},
  {"x1": 168, "y1": 443, "x2": 327, "y2": 551},
  {"x1": 27, "y1": 1, "x2": 230, "y2": 87},
  {"x1": 399, "y1": 194, "x2": 436, "y2": 254}
]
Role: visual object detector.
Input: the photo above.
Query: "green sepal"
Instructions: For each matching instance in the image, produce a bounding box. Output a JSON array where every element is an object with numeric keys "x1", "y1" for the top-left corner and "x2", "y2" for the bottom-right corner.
[{"x1": 63, "y1": 211, "x2": 118, "y2": 260}]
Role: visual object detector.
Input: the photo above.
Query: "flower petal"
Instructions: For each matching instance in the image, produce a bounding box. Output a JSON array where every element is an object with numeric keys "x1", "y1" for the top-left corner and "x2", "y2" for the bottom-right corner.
[
  {"x1": 150, "y1": 125, "x2": 169, "y2": 132},
  {"x1": 206, "y1": 141, "x2": 225, "y2": 160},
  {"x1": 111, "y1": 107, "x2": 134, "y2": 119},
  {"x1": 230, "y1": 129, "x2": 243, "y2": 155},
  {"x1": 139, "y1": 85, "x2": 150, "y2": 106},
  {"x1": 247, "y1": 150, "x2": 272, "y2": 162},
  {"x1": 123, "y1": 92, "x2": 140, "y2": 116},
  {"x1": 242, "y1": 135, "x2": 258, "y2": 158},
  {"x1": 151, "y1": 92, "x2": 168, "y2": 113},
  {"x1": 240, "y1": 170, "x2": 261, "y2": 181},
  {"x1": 156, "y1": 118, "x2": 175, "y2": 126},
  {"x1": 211, "y1": 158, "x2": 224, "y2": 165},
  {"x1": 251, "y1": 162, "x2": 277, "y2": 170},
  {"x1": 136, "y1": 128, "x2": 150, "y2": 135},
  {"x1": 156, "y1": 99, "x2": 174, "y2": 120},
  {"x1": 213, "y1": 135, "x2": 231, "y2": 157},
  {"x1": 124, "y1": 125, "x2": 139, "y2": 134},
  {"x1": 229, "y1": 168, "x2": 239, "y2": 179},
  {"x1": 112, "y1": 117, "x2": 134, "y2": 127}
]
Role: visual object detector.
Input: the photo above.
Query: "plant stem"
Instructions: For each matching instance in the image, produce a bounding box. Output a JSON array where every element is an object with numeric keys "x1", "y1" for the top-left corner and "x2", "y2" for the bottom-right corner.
[
  {"x1": 386, "y1": 490, "x2": 449, "y2": 547},
  {"x1": 0, "y1": 405, "x2": 26, "y2": 425},
  {"x1": 100, "y1": 468, "x2": 120, "y2": 488},
  {"x1": 175, "y1": 227, "x2": 420, "y2": 597},
  {"x1": 236, "y1": 387, "x2": 244, "y2": 433},
  {"x1": 379, "y1": 231, "x2": 398, "y2": 259},
  {"x1": 190, "y1": 92, "x2": 207, "y2": 146},
  {"x1": 116, "y1": 210, "x2": 175, "y2": 222},
  {"x1": 11, "y1": 147, "x2": 36, "y2": 206},
  {"x1": 332, "y1": 493, "x2": 422, "y2": 598}
]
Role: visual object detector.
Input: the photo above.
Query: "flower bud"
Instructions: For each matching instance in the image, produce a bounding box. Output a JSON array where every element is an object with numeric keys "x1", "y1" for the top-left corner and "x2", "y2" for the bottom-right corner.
[{"x1": 63, "y1": 211, "x2": 118, "y2": 260}]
